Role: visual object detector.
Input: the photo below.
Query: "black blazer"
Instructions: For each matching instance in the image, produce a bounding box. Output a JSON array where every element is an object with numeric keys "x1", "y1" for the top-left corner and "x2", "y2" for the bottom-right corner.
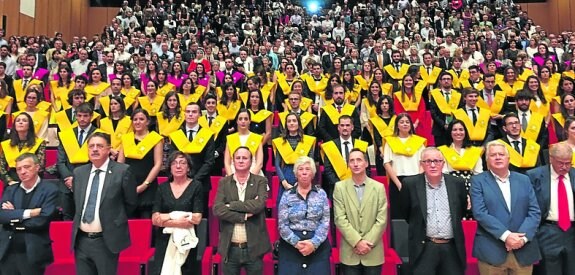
[
  {"x1": 56, "y1": 126, "x2": 100, "y2": 181},
  {"x1": 439, "y1": 57, "x2": 453, "y2": 70},
  {"x1": 0, "y1": 180, "x2": 59, "y2": 267},
  {"x1": 316, "y1": 104, "x2": 361, "y2": 142},
  {"x1": 71, "y1": 160, "x2": 137, "y2": 253},
  {"x1": 429, "y1": 91, "x2": 463, "y2": 136},
  {"x1": 401, "y1": 173, "x2": 467, "y2": 269},
  {"x1": 323, "y1": 137, "x2": 370, "y2": 186}
]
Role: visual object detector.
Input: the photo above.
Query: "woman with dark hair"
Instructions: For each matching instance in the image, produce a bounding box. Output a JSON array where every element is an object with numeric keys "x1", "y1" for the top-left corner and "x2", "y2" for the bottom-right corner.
[
  {"x1": 495, "y1": 66, "x2": 524, "y2": 104},
  {"x1": 479, "y1": 50, "x2": 501, "y2": 74},
  {"x1": 151, "y1": 150, "x2": 203, "y2": 275},
  {"x1": 533, "y1": 43, "x2": 557, "y2": 70},
  {"x1": 328, "y1": 56, "x2": 343, "y2": 78},
  {"x1": 217, "y1": 82, "x2": 243, "y2": 133},
  {"x1": 140, "y1": 60, "x2": 158, "y2": 91},
  {"x1": 167, "y1": 61, "x2": 188, "y2": 89},
  {"x1": 393, "y1": 73, "x2": 427, "y2": 136},
  {"x1": 118, "y1": 109, "x2": 164, "y2": 218},
  {"x1": 247, "y1": 89, "x2": 272, "y2": 171},
  {"x1": 50, "y1": 65, "x2": 75, "y2": 111},
  {"x1": 563, "y1": 57, "x2": 575, "y2": 79},
  {"x1": 85, "y1": 68, "x2": 111, "y2": 109},
  {"x1": 120, "y1": 73, "x2": 141, "y2": 103},
  {"x1": 0, "y1": 112, "x2": 45, "y2": 186},
  {"x1": 550, "y1": 93, "x2": 575, "y2": 143},
  {"x1": 505, "y1": 40, "x2": 521, "y2": 61},
  {"x1": 523, "y1": 75, "x2": 550, "y2": 119},
  {"x1": 136, "y1": 80, "x2": 165, "y2": 131},
  {"x1": 177, "y1": 78, "x2": 201, "y2": 107},
  {"x1": 223, "y1": 109, "x2": 264, "y2": 176},
  {"x1": 107, "y1": 62, "x2": 127, "y2": 83},
  {"x1": 275, "y1": 63, "x2": 298, "y2": 112},
  {"x1": 157, "y1": 91, "x2": 184, "y2": 137},
  {"x1": 354, "y1": 61, "x2": 374, "y2": 94},
  {"x1": 360, "y1": 81, "x2": 382, "y2": 134},
  {"x1": 156, "y1": 69, "x2": 176, "y2": 97},
  {"x1": 18, "y1": 86, "x2": 50, "y2": 139},
  {"x1": 99, "y1": 95, "x2": 132, "y2": 159},
  {"x1": 369, "y1": 95, "x2": 396, "y2": 176},
  {"x1": 538, "y1": 66, "x2": 560, "y2": 100},
  {"x1": 383, "y1": 112, "x2": 426, "y2": 219}
]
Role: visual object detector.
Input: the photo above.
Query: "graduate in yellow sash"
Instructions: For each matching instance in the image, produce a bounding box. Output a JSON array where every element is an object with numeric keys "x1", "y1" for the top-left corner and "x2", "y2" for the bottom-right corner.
[
  {"x1": 246, "y1": 90, "x2": 273, "y2": 170},
  {"x1": 120, "y1": 73, "x2": 142, "y2": 100},
  {"x1": 550, "y1": 94, "x2": 575, "y2": 143},
  {"x1": 359, "y1": 81, "x2": 382, "y2": 131},
  {"x1": 84, "y1": 68, "x2": 111, "y2": 110},
  {"x1": 273, "y1": 113, "x2": 316, "y2": 205},
  {"x1": 223, "y1": 109, "x2": 264, "y2": 176},
  {"x1": 383, "y1": 113, "x2": 426, "y2": 218},
  {"x1": 429, "y1": 72, "x2": 462, "y2": 146},
  {"x1": 0, "y1": 112, "x2": 45, "y2": 186},
  {"x1": 453, "y1": 88, "x2": 494, "y2": 146},
  {"x1": 201, "y1": 94, "x2": 228, "y2": 176},
  {"x1": 155, "y1": 70, "x2": 176, "y2": 97},
  {"x1": 278, "y1": 91, "x2": 317, "y2": 135},
  {"x1": 354, "y1": 62, "x2": 374, "y2": 92},
  {"x1": 514, "y1": 90, "x2": 549, "y2": 148},
  {"x1": 275, "y1": 63, "x2": 299, "y2": 111},
  {"x1": 99, "y1": 95, "x2": 132, "y2": 158},
  {"x1": 383, "y1": 50, "x2": 410, "y2": 91},
  {"x1": 15, "y1": 87, "x2": 50, "y2": 140},
  {"x1": 0, "y1": 79, "x2": 13, "y2": 140},
  {"x1": 217, "y1": 82, "x2": 244, "y2": 133},
  {"x1": 54, "y1": 89, "x2": 97, "y2": 131},
  {"x1": 98, "y1": 78, "x2": 136, "y2": 119},
  {"x1": 523, "y1": 75, "x2": 551, "y2": 125},
  {"x1": 135, "y1": 80, "x2": 165, "y2": 131},
  {"x1": 282, "y1": 80, "x2": 313, "y2": 113},
  {"x1": 50, "y1": 65, "x2": 75, "y2": 111},
  {"x1": 303, "y1": 62, "x2": 329, "y2": 112},
  {"x1": 393, "y1": 74, "x2": 427, "y2": 136},
  {"x1": 12, "y1": 65, "x2": 44, "y2": 109},
  {"x1": 117, "y1": 109, "x2": 164, "y2": 218},
  {"x1": 177, "y1": 78, "x2": 203, "y2": 108},
  {"x1": 495, "y1": 67, "x2": 525, "y2": 105},
  {"x1": 499, "y1": 113, "x2": 542, "y2": 174},
  {"x1": 369, "y1": 95, "x2": 396, "y2": 176},
  {"x1": 156, "y1": 91, "x2": 185, "y2": 137},
  {"x1": 317, "y1": 84, "x2": 361, "y2": 142}
]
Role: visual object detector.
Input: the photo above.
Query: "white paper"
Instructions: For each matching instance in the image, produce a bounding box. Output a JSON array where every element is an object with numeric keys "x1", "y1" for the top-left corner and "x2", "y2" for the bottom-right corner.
[{"x1": 20, "y1": 0, "x2": 36, "y2": 18}]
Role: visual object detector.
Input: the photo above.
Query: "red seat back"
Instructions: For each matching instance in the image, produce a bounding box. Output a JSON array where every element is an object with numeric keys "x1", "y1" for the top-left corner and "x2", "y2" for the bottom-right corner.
[
  {"x1": 266, "y1": 218, "x2": 279, "y2": 244},
  {"x1": 120, "y1": 219, "x2": 152, "y2": 258},
  {"x1": 157, "y1": 177, "x2": 168, "y2": 185},
  {"x1": 209, "y1": 176, "x2": 222, "y2": 207},
  {"x1": 50, "y1": 221, "x2": 74, "y2": 260},
  {"x1": 462, "y1": 220, "x2": 478, "y2": 259},
  {"x1": 46, "y1": 149, "x2": 57, "y2": 168},
  {"x1": 271, "y1": 176, "x2": 279, "y2": 203}
]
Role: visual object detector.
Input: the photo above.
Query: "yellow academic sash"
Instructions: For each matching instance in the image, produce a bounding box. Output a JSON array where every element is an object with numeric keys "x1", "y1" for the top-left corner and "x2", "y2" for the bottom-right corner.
[
  {"x1": 198, "y1": 115, "x2": 226, "y2": 140},
  {"x1": 438, "y1": 145, "x2": 483, "y2": 171},
  {"x1": 156, "y1": 83, "x2": 176, "y2": 97},
  {"x1": 217, "y1": 101, "x2": 242, "y2": 121},
  {"x1": 99, "y1": 116, "x2": 133, "y2": 149},
  {"x1": 476, "y1": 90, "x2": 506, "y2": 115},
  {"x1": 227, "y1": 132, "x2": 263, "y2": 157},
  {"x1": 541, "y1": 81, "x2": 559, "y2": 101},
  {"x1": 304, "y1": 75, "x2": 329, "y2": 96},
  {"x1": 272, "y1": 135, "x2": 316, "y2": 164},
  {"x1": 529, "y1": 100, "x2": 550, "y2": 117},
  {"x1": 381, "y1": 83, "x2": 393, "y2": 96},
  {"x1": 452, "y1": 108, "x2": 491, "y2": 141},
  {"x1": 278, "y1": 111, "x2": 316, "y2": 129},
  {"x1": 137, "y1": 95, "x2": 165, "y2": 117},
  {"x1": 497, "y1": 80, "x2": 524, "y2": 97},
  {"x1": 17, "y1": 101, "x2": 51, "y2": 113},
  {"x1": 276, "y1": 73, "x2": 295, "y2": 95},
  {"x1": 54, "y1": 109, "x2": 100, "y2": 129},
  {"x1": 385, "y1": 135, "x2": 427, "y2": 156},
  {"x1": 249, "y1": 109, "x2": 272, "y2": 123},
  {"x1": 517, "y1": 69, "x2": 534, "y2": 82},
  {"x1": 84, "y1": 82, "x2": 110, "y2": 96},
  {"x1": 121, "y1": 131, "x2": 163, "y2": 160},
  {"x1": 449, "y1": 69, "x2": 470, "y2": 88},
  {"x1": 169, "y1": 128, "x2": 214, "y2": 154},
  {"x1": 121, "y1": 87, "x2": 141, "y2": 99},
  {"x1": 260, "y1": 82, "x2": 274, "y2": 103},
  {"x1": 14, "y1": 79, "x2": 43, "y2": 103},
  {"x1": 430, "y1": 89, "x2": 461, "y2": 115},
  {"x1": 99, "y1": 95, "x2": 135, "y2": 117},
  {"x1": 369, "y1": 115, "x2": 396, "y2": 139},
  {"x1": 502, "y1": 139, "x2": 540, "y2": 168},
  {"x1": 354, "y1": 75, "x2": 373, "y2": 91},
  {"x1": 552, "y1": 113, "x2": 565, "y2": 128},
  {"x1": 361, "y1": 98, "x2": 378, "y2": 118},
  {"x1": 50, "y1": 81, "x2": 75, "y2": 110},
  {"x1": 321, "y1": 139, "x2": 368, "y2": 180},
  {"x1": 563, "y1": 71, "x2": 575, "y2": 80},
  {"x1": 285, "y1": 97, "x2": 313, "y2": 111},
  {"x1": 0, "y1": 138, "x2": 43, "y2": 168},
  {"x1": 420, "y1": 66, "x2": 442, "y2": 85},
  {"x1": 58, "y1": 128, "x2": 104, "y2": 164},
  {"x1": 384, "y1": 64, "x2": 410, "y2": 80},
  {"x1": 0, "y1": 96, "x2": 12, "y2": 113},
  {"x1": 177, "y1": 93, "x2": 202, "y2": 107},
  {"x1": 157, "y1": 111, "x2": 185, "y2": 136},
  {"x1": 394, "y1": 90, "x2": 423, "y2": 112},
  {"x1": 461, "y1": 80, "x2": 485, "y2": 91},
  {"x1": 521, "y1": 112, "x2": 544, "y2": 141},
  {"x1": 321, "y1": 104, "x2": 356, "y2": 124}
]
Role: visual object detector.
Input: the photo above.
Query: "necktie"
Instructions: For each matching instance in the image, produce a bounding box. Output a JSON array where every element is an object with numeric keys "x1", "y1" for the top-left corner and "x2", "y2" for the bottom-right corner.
[
  {"x1": 208, "y1": 116, "x2": 213, "y2": 126},
  {"x1": 188, "y1": 129, "x2": 194, "y2": 141},
  {"x1": 427, "y1": 66, "x2": 431, "y2": 75},
  {"x1": 558, "y1": 175, "x2": 571, "y2": 231},
  {"x1": 337, "y1": 105, "x2": 342, "y2": 113},
  {"x1": 470, "y1": 108, "x2": 477, "y2": 124},
  {"x1": 521, "y1": 113, "x2": 528, "y2": 132},
  {"x1": 72, "y1": 110, "x2": 76, "y2": 122},
  {"x1": 78, "y1": 129, "x2": 85, "y2": 145},
  {"x1": 395, "y1": 64, "x2": 400, "y2": 71},
  {"x1": 82, "y1": 169, "x2": 102, "y2": 224},
  {"x1": 343, "y1": 141, "x2": 350, "y2": 163},
  {"x1": 512, "y1": 140, "x2": 521, "y2": 155},
  {"x1": 22, "y1": 79, "x2": 29, "y2": 89}
]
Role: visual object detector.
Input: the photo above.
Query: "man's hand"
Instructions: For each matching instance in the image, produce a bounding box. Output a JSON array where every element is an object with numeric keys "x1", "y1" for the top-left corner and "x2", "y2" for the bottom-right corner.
[
  {"x1": 64, "y1": 177, "x2": 74, "y2": 189},
  {"x1": 353, "y1": 240, "x2": 373, "y2": 255},
  {"x1": 1, "y1": 201, "x2": 14, "y2": 210},
  {"x1": 30, "y1": 208, "x2": 42, "y2": 217},
  {"x1": 297, "y1": 240, "x2": 315, "y2": 256},
  {"x1": 505, "y1": 232, "x2": 526, "y2": 251}
]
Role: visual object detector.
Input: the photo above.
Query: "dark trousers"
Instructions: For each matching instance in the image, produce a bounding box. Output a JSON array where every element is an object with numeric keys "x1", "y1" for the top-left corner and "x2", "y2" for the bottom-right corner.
[
  {"x1": 222, "y1": 246, "x2": 263, "y2": 275},
  {"x1": 75, "y1": 234, "x2": 120, "y2": 275},
  {"x1": 534, "y1": 223, "x2": 575, "y2": 275},
  {"x1": 412, "y1": 242, "x2": 463, "y2": 275},
  {"x1": 0, "y1": 251, "x2": 45, "y2": 275},
  {"x1": 341, "y1": 263, "x2": 382, "y2": 275}
]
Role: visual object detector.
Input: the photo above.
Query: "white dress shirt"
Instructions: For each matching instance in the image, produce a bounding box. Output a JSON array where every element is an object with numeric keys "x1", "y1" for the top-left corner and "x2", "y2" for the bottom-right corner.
[
  {"x1": 80, "y1": 158, "x2": 110, "y2": 233},
  {"x1": 548, "y1": 169, "x2": 575, "y2": 221}
]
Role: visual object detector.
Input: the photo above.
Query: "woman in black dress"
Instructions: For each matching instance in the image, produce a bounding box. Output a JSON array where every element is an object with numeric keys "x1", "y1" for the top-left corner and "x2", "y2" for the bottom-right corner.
[{"x1": 152, "y1": 151, "x2": 203, "y2": 275}]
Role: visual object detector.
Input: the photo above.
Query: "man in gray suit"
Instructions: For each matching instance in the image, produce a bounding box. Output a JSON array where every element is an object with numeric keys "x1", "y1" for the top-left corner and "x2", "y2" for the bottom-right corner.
[{"x1": 71, "y1": 132, "x2": 137, "y2": 275}]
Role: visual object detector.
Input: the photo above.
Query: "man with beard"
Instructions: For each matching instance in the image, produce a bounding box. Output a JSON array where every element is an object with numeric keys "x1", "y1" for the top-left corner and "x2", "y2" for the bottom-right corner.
[
  {"x1": 499, "y1": 112, "x2": 542, "y2": 174},
  {"x1": 317, "y1": 84, "x2": 361, "y2": 142}
]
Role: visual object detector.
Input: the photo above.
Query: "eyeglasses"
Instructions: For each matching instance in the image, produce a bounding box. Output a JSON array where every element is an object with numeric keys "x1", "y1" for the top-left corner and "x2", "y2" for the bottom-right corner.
[{"x1": 421, "y1": 159, "x2": 444, "y2": 165}]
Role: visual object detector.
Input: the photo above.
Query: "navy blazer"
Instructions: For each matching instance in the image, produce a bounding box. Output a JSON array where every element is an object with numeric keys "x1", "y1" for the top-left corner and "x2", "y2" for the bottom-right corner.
[
  {"x1": 0, "y1": 180, "x2": 59, "y2": 267},
  {"x1": 527, "y1": 165, "x2": 575, "y2": 221},
  {"x1": 470, "y1": 171, "x2": 541, "y2": 266}
]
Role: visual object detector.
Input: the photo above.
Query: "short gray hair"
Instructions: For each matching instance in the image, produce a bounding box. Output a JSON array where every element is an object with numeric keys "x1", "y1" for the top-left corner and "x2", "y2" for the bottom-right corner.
[
  {"x1": 16, "y1": 152, "x2": 39, "y2": 164},
  {"x1": 293, "y1": 156, "x2": 317, "y2": 175},
  {"x1": 485, "y1": 140, "x2": 509, "y2": 157},
  {"x1": 420, "y1": 146, "x2": 443, "y2": 160}
]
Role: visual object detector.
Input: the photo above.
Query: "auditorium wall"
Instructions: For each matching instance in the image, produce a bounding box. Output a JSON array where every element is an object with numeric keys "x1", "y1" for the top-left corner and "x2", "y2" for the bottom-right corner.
[{"x1": 0, "y1": 0, "x2": 573, "y2": 42}]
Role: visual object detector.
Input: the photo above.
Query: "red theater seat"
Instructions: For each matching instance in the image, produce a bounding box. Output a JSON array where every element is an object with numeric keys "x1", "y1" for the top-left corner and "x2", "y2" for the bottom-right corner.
[
  {"x1": 118, "y1": 219, "x2": 155, "y2": 275},
  {"x1": 157, "y1": 176, "x2": 168, "y2": 185},
  {"x1": 46, "y1": 221, "x2": 75, "y2": 275},
  {"x1": 265, "y1": 146, "x2": 275, "y2": 174},
  {"x1": 463, "y1": 220, "x2": 479, "y2": 275},
  {"x1": 209, "y1": 176, "x2": 222, "y2": 248}
]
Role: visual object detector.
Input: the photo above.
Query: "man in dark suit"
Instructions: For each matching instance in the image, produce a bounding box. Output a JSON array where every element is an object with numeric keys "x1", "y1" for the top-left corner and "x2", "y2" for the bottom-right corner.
[
  {"x1": 471, "y1": 140, "x2": 541, "y2": 274},
  {"x1": 527, "y1": 142, "x2": 575, "y2": 275},
  {"x1": 401, "y1": 147, "x2": 467, "y2": 275},
  {"x1": 97, "y1": 51, "x2": 115, "y2": 83},
  {"x1": 321, "y1": 43, "x2": 338, "y2": 72},
  {"x1": 499, "y1": 112, "x2": 542, "y2": 174},
  {"x1": 213, "y1": 146, "x2": 271, "y2": 274},
  {"x1": 514, "y1": 90, "x2": 548, "y2": 148},
  {"x1": 317, "y1": 85, "x2": 361, "y2": 142},
  {"x1": 57, "y1": 103, "x2": 100, "y2": 220},
  {"x1": 72, "y1": 132, "x2": 137, "y2": 275},
  {"x1": 0, "y1": 153, "x2": 59, "y2": 275},
  {"x1": 429, "y1": 72, "x2": 462, "y2": 147},
  {"x1": 201, "y1": 94, "x2": 227, "y2": 176},
  {"x1": 438, "y1": 48, "x2": 453, "y2": 70},
  {"x1": 169, "y1": 102, "x2": 215, "y2": 215}
]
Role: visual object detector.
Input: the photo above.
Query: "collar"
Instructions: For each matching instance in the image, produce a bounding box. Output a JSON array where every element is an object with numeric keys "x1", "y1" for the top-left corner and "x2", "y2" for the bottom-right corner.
[
  {"x1": 233, "y1": 173, "x2": 251, "y2": 185},
  {"x1": 550, "y1": 167, "x2": 569, "y2": 182},
  {"x1": 490, "y1": 170, "x2": 510, "y2": 182},
  {"x1": 79, "y1": 124, "x2": 92, "y2": 133},
  {"x1": 289, "y1": 183, "x2": 319, "y2": 194},
  {"x1": 340, "y1": 136, "x2": 352, "y2": 143},
  {"x1": 518, "y1": 110, "x2": 530, "y2": 117},
  {"x1": 425, "y1": 175, "x2": 445, "y2": 189},
  {"x1": 91, "y1": 158, "x2": 110, "y2": 173},
  {"x1": 186, "y1": 124, "x2": 200, "y2": 132},
  {"x1": 507, "y1": 135, "x2": 521, "y2": 143},
  {"x1": 20, "y1": 176, "x2": 41, "y2": 194}
]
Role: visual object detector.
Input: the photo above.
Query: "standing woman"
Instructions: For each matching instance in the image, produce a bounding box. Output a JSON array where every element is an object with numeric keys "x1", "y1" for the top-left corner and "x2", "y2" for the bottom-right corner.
[
  {"x1": 167, "y1": 61, "x2": 188, "y2": 89},
  {"x1": 360, "y1": 81, "x2": 382, "y2": 137},
  {"x1": 550, "y1": 93, "x2": 575, "y2": 143},
  {"x1": 136, "y1": 80, "x2": 165, "y2": 131},
  {"x1": 151, "y1": 151, "x2": 203, "y2": 275},
  {"x1": 140, "y1": 60, "x2": 158, "y2": 91},
  {"x1": 217, "y1": 82, "x2": 243, "y2": 134},
  {"x1": 99, "y1": 95, "x2": 132, "y2": 160},
  {"x1": 223, "y1": 109, "x2": 264, "y2": 176},
  {"x1": 50, "y1": 65, "x2": 75, "y2": 111},
  {"x1": 393, "y1": 74, "x2": 427, "y2": 136},
  {"x1": 0, "y1": 112, "x2": 45, "y2": 186},
  {"x1": 177, "y1": 78, "x2": 202, "y2": 107},
  {"x1": 277, "y1": 156, "x2": 330, "y2": 275},
  {"x1": 17, "y1": 86, "x2": 50, "y2": 139},
  {"x1": 383, "y1": 113, "x2": 426, "y2": 219},
  {"x1": 157, "y1": 91, "x2": 184, "y2": 137},
  {"x1": 354, "y1": 62, "x2": 374, "y2": 95},
  {"x1": 118, "y1": 109, "x2": 164, "y2": 218},
  {"x1": 156, "y1": 69, "x2": 176, "y2": 97},
  {"x1": 369, "y1": 95, "x2": 396, "y2": 176},
  {"x1": 275, "y1": 63, "x2": 298, "y2": 112},
  {"x1": 84, "y1": 68, "x2": 111, "y2": 109},
  {"x1": 247, "y1": 89, "x2": 272, "y2": 169},
  {"x1": 120, "y1": 73, "x2": 141, "y2": 102}
]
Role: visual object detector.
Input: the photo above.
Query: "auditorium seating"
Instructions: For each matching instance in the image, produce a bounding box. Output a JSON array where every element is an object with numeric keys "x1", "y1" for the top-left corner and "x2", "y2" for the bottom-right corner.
[
  {"x1": 463, "y1": 220, "x2": 480, "y2": 275},
  {"x1": 208, "y1": 176, "x2": 222, "y2": 248}
]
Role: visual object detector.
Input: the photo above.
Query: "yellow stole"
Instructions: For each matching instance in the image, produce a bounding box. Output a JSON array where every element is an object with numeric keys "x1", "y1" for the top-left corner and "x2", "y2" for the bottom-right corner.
[
  {"x1": 438, "y1": 145, "x2": 483, "y2": 171},
  {"x1": 17, "y1": 101, "x2": 51, "y2": 113},
  {"x1": 178, "y1": 93, "x2": 202, "y2": 107},
  {"x1": 521, "y1": 112, "x2": 544, "y2": 141},
  {"x1": 156, "y1": 83, "x2": 176, "y2": 97},
  {"x1": 461, "y1": 79, "x2": 484, "y2": 91},
  {"x1": 50, "y1": 80, "x2": 75, "y2": 110},
  {"x1": 502, "y1": 139, "x2": 540, "y2": 168},
  {"x1": 99, "y1": 116, "x2": 133, "y2": 149},
  {"x1": 381, "y1": 83, "x2": 393, "y2": 96},
  {"x1": 84, "y1": 82, "x2": 110, "y2": 97},
  {"x1": 121, "y1": 131, "x2": 163, "y2": 159},
  {"x1": 321, "y1": 139, "x2": 368, "y2": 180},
  {"x1": 285, "y1": 97, "x2": 313, "y2": 111},
  {"x1": 217, "y1": 101, "x2": 242, "y2": 121},
  {"x1": 552, "y1": 113, "x2": 565, "y2": 128},
  {"x1": 517, "y1": 69, "x2": 534, "y2": 82},
  {"x1": 227, "y1": 132, "x2": 263, "y2": 157},
  {"x1": 54, "y1": 109, "x2": 100, "y2": 129},
  {"x1": 385, "y1": 135, "x2": 427, "y2": 156},
  {"x1": 199, "y1": 115, "x2": 226, "y2": 139},
  {"x1": 452, "y1": 107, "x2": 491, "y2": 141},
  {"x1": 99, "y1": 95, "x2": 135, "y2": 117},
  {"x1": 249, "y1": 109, "x2": 272, "y2": 123},
  {"x1": 430, "y1": 89, "x2": 461, "y2": 115},
  {"x1": 449, "y1": 69, "x2": 469, "y2": 88},
  {"x1": 529, "y1": 100, "x2": 550, "y2": 117},
  {"x1": 497, "y1": 80, "x2": 524, "y2": 97},
  {"x1": 420, "y1": 66, "x2": 442, "y2": 84},
  {"x1": 563, "y1": 71, "x2": 575, "y2": 80},
  {"x1": 276, "y1": 73, "x2": 295, "y2": 95},
  {"x1": 369, "y1": 115, "x2": 396, "y2": 139},
  {"x1": 384, "y1": 64, "x2": 410, "y2": 80},
  {"x1": 0, "y1": 138, "x2": 43, "y2": 168},
  {"x1": 14, "y1": 79, "x2": 43, "y2": 103},
  {"x1": 157, "y1": 111, "x2": 185, "y2": 136},
  {"x1": 121, "y1": 87, "x2": 141, "y2": 99},
  {"x1": 541, "y1": 81, "x2": 559, "y2": 100},
  {"x1": 278, "y1": 111, "x2": 316, "y2": 129},
  {"x1": 272, "y1": 135, "x2": 316, "y2": 164},
  {"x1": 0, "y1": 96, "x2": 13, "y2": 112},
  {"x1": 354, "y1": 74, "x2": 373, "y2": 91},
  {"x1": 137, "y1": 95, "x2": 165, "y2": 117},
  {"x1": 58, "y1": 129, "x2": 104, "y2": 164},
  {"x1": 322, "y1": 104, "x2": 356, "y2": 124},
  {"x1": 394, "y1": 90, "x2": 423, "y2": 112},
  {"x1": 304, "y1": 75, "x2": 329, "y2": 96},
  {"x1": 13, "y1": 110, "x2": 49, "y2": 135},
  {"x1": 362, "y1": 98, "x2": 378, "y2": 118},
  {"x1": 169, "y1": 127, "x2": 214, "y2": 154},
  {"x1": 476, "y1": 90, "x2": 506, "y2": 115}
]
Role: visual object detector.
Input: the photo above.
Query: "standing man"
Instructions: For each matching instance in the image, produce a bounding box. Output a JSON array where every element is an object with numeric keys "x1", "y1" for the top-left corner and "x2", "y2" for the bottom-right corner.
[
  {"x1": 334, "y1": 149, "x2": 388, "y2": 274},
  {"x1": 316, "y1": 84, "x2": 361, "y2": 142},
  {"x1": 0, "y1": 153, "x2": 59, "y2": 275},
  {"x1": 471, "y1": 140, "x2": 541, "y2": 275},
  {"x1": 429, "y1": 72, "x2": 462, "y2": 146},
  {"x1": 72, "y1": 132, "x2": 137, "y2": 275},
  {"x1": 499, "y1": 113, "x2": 542, "y2": 174},
  {"x1": 527, "y1": 143, "x2": 575, "y2": 275},
  {"x1": 401, "y1": 147, "x2": 467, "y2": 274},
  {"x1": 213, "y1": 146, "x2": 271, "y2": 274}
]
